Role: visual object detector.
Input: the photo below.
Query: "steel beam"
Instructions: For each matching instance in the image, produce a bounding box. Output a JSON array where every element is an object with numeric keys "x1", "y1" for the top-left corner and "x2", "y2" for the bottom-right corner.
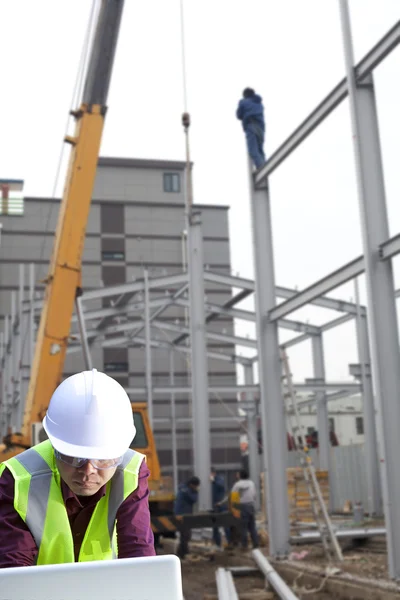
[
  {"x1": 269, "y1": 256, "x2": 364, "y2": 322},
  {"x1": 14, "y1": 265, "x2": 23, "y2": 431},
  {"x1": 379, "y1": 232, "x2": 400, "y2": 261},
  {"x1": 276, "y1": 285, "x2": 366, "y2": 316},
  {"x1": 143, "y1": 269, "x2": 153, "y2": 427},
  {"x1": 203, "y1": 269, "x2": 366, "y2": 316},
  {"x1": 169, "y1": 349, "x2": 178, "y2": 490},
  {"x1": 68, "y1": 329, "x2": 248, "y2": 364},
  {"x1": 291, "y1": 527, "x2": 386, "y2": 544},
  {"x1": 248, "y1": 160, "x2": 290, "y2": 558},
  {"x1": 254, "y1": 19, "x2": 400, "y2": 186},
  {"x1": 321, "y1": 312, "x2": 354, "y2": 332},
  {"x1": 244, "y1": 363, "x2": 260, "y2": 510},
  {"x1": 172, "y1": 287, "x2": 253, "y2": 346},
  {"x1": 339, "y1": 1, "x2": 400, "y2": 578},
  {"x1": 293, "y1": 389, "x2": 354, "y2": 410},
  {"x1": 127, "y1": 283, "x2": 189, "y2": 342},
  {"x1": 187, "y1": 211, "x2": 211, "y2": 510},
  {"x1": 354, "y1": 279, "x2": 382, "y2": 517},
  {"x1": 312, "y1": 335, "x2": 330, "y2": 473},
  {"x1": 82, "y1": 272, "x2": 188, "y2": 301},
  {"x1": 177, "y1": 297, "x2": 320, "y2": 334},
  {"x1": 29, "y1": 264, "x2": 35, "y2": 369},
  {"x1": 75, "y1": 297, "x2": 93, "y2": 370},
  {"x1": 280, "y1": 332, "x2": 310, "y2": 350},
  {"x1": 349, "y1": 362, "x2": 371, "y2": 379},
  {"x1": 0, "y1": 332, "x2": 5, "y2": 437},
  {"x1": 123, "y1": 382, "x2": 360, "y2": 396},
  {"x1": 152, "y1": 318, "x2": 258, "y2": 349}
]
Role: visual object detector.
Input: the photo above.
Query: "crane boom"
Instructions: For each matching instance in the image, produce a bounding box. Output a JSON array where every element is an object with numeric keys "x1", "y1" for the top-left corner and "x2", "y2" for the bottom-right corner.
[{"x1": 5, "y1": 0, "x2": 125, "y2": 451}]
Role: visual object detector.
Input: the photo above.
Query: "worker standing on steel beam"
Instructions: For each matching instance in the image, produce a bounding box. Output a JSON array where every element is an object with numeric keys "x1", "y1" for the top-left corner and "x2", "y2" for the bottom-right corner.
[
  {"x1": 0, "y1": 369, "x2": 155, "y2": 567},
  {"x1": 236, "y1": 88, "x2": 266, "y2": 169}
]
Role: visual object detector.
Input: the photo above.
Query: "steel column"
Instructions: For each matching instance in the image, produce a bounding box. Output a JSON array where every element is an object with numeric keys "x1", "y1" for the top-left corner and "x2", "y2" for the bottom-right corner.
[
  {"x1": 187, "y1": 211, "x2": 211, "y2": 510},
  {"x1": 244, "y1": 363, "x2": 260, "y2": 510},
  {"x1": 29, "y1": 264, "x2": 35, "y2": 368},
  {"x1": 169, "y1": 349, "x2": 178, "y2": 490},
  {"x1": 4, "y1": 315, "x2": 11, "y2": 431},
  {"x1": 339, "y1": 0, "x2": 400, "y2": 578},
  {"x1": 143, "y1": 268, "x2": 153, "y2": 427},
  {"x1": 248, "y1": 160, "x2": 289, "y2": 557},
  {"x1": 14, "y1": 264, "x2": 24, "y2": 430},
  {"x1": 10, "y1": 293, "x2": 17, "y2": 431},
  {"x1": 75, "y1": 297, "x2": 93, "y2": 370},
  {"x1": 354, "y1": 279, "x2": 382, "y2": 516},
  {"x1": 311, "y1": 335, "x2": 330, "y2": 471},
  {"x1": 0, "y1": 331, "x2": 5, "y2": 437}
]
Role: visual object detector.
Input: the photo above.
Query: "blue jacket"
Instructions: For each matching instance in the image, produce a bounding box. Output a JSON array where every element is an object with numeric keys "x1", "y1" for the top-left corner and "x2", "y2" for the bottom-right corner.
[
  {"x1": 236, "y1": 94, "x2": 265, "y2": 131},
  {"x1": 174, "y1": 484, "x2": 198, "y2": 515},
  {"x1": 212, "y1": 474, "x2": 226, "y2": 507}
]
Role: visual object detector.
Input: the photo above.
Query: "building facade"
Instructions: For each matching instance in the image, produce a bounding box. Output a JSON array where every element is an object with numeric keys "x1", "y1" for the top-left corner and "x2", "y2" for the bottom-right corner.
[{"x1": 0, "y1": 157, "x2": 241, "y2": 483}]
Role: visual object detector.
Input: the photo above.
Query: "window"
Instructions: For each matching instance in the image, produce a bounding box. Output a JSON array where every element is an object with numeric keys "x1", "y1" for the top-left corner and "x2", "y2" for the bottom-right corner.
[
  {"x1": 356, "y1": 416, "x2": 364, "y2": 435},
  {"x1": 101, "y1": 251, "x2": 125, "y2": 261},
  {"x1": 0, "y1": 197, "x2": 24, "y2": 215},
  {"x1": 130, "y1": 412, "x2": 148, "y2": 448},
  {"x1": 100, "y1": 204, "x2": 125, "y2": 233},
  {"x1": 163, "y1": 172, "x2": 181, "y2": 193},
  {"x1": 104, "y1": 361, "x2": 129, "y2": 372}
]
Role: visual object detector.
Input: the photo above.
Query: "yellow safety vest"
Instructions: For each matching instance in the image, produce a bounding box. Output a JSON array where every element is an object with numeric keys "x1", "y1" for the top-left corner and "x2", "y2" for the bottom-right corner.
[{"x1": 0, "y1": 440, "x2": 145, "y2": 565}]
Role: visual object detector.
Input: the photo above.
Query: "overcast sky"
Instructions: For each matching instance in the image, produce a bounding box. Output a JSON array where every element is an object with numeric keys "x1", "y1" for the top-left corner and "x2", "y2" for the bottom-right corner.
[{"x1": 1, "y1": 0, "x2": 400, "y2": 384}]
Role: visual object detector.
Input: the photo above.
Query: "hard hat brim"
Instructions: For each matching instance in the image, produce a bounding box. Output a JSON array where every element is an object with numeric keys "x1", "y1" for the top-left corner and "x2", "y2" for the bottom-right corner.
[{"x1": 42, "y1": 415, "x2": 136, "y2": 460}]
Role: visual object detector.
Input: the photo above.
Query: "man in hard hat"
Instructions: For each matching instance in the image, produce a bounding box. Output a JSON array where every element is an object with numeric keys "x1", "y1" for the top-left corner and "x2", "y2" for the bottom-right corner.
[
  {"x1": 0, "y1": 369, "x2": 155, "y2": 567},
  {"x1": 236, "y1": 87, "x2": 266, "y2": 169}
]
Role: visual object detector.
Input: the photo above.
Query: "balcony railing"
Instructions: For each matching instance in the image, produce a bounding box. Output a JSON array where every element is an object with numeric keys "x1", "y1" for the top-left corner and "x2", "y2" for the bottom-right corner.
[{"x1": 0, "y1": 197, "x2": 24, "y2": 215}]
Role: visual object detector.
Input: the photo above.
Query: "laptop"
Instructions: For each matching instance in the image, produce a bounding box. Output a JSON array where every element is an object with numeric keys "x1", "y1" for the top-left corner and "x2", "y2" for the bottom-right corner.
[{"x1": 0, "y1": 555, "x2": 183, "y2": 600}]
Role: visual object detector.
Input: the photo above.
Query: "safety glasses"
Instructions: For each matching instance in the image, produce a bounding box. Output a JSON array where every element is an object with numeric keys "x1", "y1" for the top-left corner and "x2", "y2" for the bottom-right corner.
[{"x1": 54, "y1": 450, "x2": 122, "y2": 470}]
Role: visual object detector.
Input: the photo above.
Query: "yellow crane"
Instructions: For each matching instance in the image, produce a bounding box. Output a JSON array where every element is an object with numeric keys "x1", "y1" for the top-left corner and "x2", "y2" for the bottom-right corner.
[{"x1": 0, "y1": 0, "x2": 239, "y2": 540}]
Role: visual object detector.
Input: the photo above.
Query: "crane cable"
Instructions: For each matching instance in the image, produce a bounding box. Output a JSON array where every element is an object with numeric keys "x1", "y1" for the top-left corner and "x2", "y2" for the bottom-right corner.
[
  {"x1": 179, "y1": 0, "x2": 193, "y2": 216},
  {"x1": 179, "y1": 0, "x2": 194, "y2": 433}
]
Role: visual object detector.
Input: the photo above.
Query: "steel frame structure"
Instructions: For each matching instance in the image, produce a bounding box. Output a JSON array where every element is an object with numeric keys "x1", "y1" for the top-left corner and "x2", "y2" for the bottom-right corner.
[{"x1": 248, "y1": 1, "x2": 400, "y2": 578}]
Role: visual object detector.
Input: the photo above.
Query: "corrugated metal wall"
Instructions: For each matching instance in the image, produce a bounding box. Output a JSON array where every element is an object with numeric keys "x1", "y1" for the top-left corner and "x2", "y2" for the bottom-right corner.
[{"x1": 286, "y1": 444, "x2": 370, "y2": 511}]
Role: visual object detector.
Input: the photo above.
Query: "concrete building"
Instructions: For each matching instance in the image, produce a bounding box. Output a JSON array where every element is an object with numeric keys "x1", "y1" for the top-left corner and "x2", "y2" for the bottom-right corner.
[
  {"x1": 297, "y1": 394, "x2": 365, "y2": 447},
  {"x1": 0, "y1": 157, "x2": 241, "y2": 483}
]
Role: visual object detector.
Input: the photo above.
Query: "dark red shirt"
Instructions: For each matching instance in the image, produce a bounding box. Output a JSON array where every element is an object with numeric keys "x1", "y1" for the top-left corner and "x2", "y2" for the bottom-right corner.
[{"x1": 0, "y1": 461, "x2": 155, "y2": 567}]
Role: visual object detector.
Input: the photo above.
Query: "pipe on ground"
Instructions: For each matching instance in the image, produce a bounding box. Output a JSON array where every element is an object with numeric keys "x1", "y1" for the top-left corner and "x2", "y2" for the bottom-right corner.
[
  {"x1": 215, "y1": 568, "x2": 239, "y2": 600},
  {"x1": 252, "y1": 549, "x2": 300, "y2": 600}
]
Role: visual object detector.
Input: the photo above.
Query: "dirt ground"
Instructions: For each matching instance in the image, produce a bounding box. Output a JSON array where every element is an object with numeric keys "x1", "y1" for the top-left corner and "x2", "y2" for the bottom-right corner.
[
  {"x1": 172, "y1": 532, "x2": 400, "y2": 600},
  {"x1": 181, "y1": 550, "x2": 267, "y2": 600}
]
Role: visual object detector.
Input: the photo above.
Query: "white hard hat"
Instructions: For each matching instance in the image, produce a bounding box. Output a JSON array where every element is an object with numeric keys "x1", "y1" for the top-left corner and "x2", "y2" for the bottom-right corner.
[{"x1": 42, "y1": 369, "x2": 136, "y2": 459}]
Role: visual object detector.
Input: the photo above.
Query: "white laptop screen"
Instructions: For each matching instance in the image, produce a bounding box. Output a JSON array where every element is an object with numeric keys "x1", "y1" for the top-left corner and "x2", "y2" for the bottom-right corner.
[{"x1": 0, "y1": 555, "x2": 183, "y2": 600}]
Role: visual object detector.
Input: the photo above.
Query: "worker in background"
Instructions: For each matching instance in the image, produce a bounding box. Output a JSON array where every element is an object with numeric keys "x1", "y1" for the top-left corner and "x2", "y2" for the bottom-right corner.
[
  {"x1": 236, "y1": 87, "x2": 266, "y2": 170},
  {"x1": 210, "y1": 467, "x2": 231, "y2": 549},
  {"x1": 231, "y1": 469, "x2": 259, "y2": 550},
  {"x1": 174, "y1": 476, "x2": 200, "y2": 559},
  {"x1": 0, "y1": 369, "x2": 155, "y2": 567}
]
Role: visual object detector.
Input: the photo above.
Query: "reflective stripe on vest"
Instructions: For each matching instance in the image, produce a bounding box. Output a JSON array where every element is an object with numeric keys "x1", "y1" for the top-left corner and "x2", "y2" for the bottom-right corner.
[{"x1": 1, "y1": 440, "x2": 145, "y2": 564}]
